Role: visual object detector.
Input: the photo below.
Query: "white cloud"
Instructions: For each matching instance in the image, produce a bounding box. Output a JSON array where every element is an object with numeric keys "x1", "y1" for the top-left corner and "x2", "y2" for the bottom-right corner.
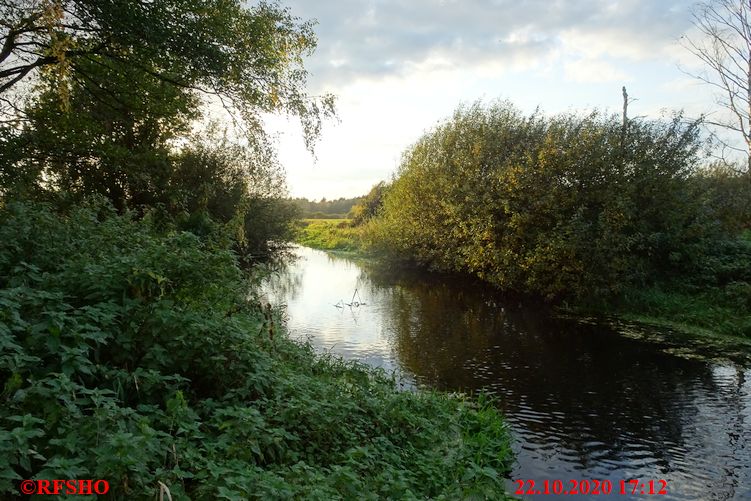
[
  {"x1": 291, "y1": 0, "x2": 695, "y2": 90},
  {"x1": 564, "y1": 58, "x2": 630, "y2": 83},
  {"x1": 256, "y1": 0, "x2": 723, "y2": 198}
]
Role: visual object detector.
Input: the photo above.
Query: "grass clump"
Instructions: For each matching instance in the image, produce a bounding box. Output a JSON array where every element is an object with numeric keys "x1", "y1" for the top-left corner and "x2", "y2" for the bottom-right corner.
[
  {"x1": 613, "y1": 235, "x2": 751, "y2": 338},
  {"x1": 0, "y1": 201, "x2": 513, "y2": 499},
  {"x1": 293, "y1": 219, "x2": 365, "y2": 252}
]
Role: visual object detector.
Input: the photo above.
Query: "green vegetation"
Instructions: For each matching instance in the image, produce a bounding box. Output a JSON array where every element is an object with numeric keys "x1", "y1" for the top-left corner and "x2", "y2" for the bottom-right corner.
[
  {"x1": 0, "y1": 0, "x2": 334, "y2": 146},
  {"x1": 1, "y1": 0, "x2": 329, "y2": 262},
  {"x1": 600, "y1": 234, "x2": 751, "y2": 337},
  {"x1": 294, "y1": 219, "x2": 365, "y2": 252},
  {"x1": 363, "y1": 101, "x2": 751, "y2": 338},
  {"x1": 612, "y1": 287, "x2": 751, "y2": 338},
  {"x1": 349, "y1": 182, "x2": 390, "y2": 226},
  {"x1": 0, "y1": 202, "x2": 513, "y2": 499},
  {"x1": 0, "y1": 2, "x2": 515, "y2": 499},
  {"x1": 293, "y1": 183, "x2": 391, "y2": 251},
  {"x1": 291, "y1": 197, "x2": 364, "y2": 219}
]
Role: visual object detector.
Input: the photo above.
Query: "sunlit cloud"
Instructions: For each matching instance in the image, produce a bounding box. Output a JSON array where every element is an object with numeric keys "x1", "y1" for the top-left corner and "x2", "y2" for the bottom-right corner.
[
  {"x1": 263, "y1": 0, "x2": 719, "y2": 199},
  {"x1": 564, "y1": 58, "x2": 630, "y2": 83}
]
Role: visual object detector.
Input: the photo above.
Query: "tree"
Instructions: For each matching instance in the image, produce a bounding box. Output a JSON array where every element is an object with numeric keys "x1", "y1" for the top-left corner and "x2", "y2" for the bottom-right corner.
[
  {"x1": 0, "y1": 1, "x2": 321, "y2": 261},
  {"x1": 172, "y1": 127, "x2": 297, "y2": 260},
  {"x1": 375, "y1": 101, "x2": 711, "y2": 298},
  {"x1": 0, "y1": 0, "x2": 334, "y2": 149},
  {"x1": 682, "y1": 0, "x2": 751, "y2": 180},
  {"x1": 349, "y1": 181, "x2": 388, "y2": 225},
  {"x1": 0, "y1": 0, "x2": 334, "y2": 213},
  {"x1": 1, "y1": 56, "x2": 198, "y2": 208}
]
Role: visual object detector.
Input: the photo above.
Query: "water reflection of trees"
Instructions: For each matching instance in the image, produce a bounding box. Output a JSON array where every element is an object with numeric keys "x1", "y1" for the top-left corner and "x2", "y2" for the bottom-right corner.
[
  {"x1": 364, "y1": 262, "x2": 750, "y2": 497},
  {"x1": 273, "y1": 248, "x2": 751, "y2": 498},
  {"x1": 258, "y1": 251, "x2": 305, "y2": 303}
]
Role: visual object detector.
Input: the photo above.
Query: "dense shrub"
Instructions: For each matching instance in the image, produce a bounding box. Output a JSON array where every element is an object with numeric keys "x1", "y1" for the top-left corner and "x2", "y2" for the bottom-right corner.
[
  {"x1": 1, "y1": 89, "x2": 298, "y2": 261},
  {"x1": 349, "y1": 182, "x2": 389, "y2": 226},
  {"x1": 171, "y1": 131, "x2": 299, "y2": 260},
  {"x1": 610, "y1": 231, "x2": 751, "y2": 337},
  {"x1": 0, "y1": 201, "x2": 512, "y2": 499},
  {"x1": 372, "y1": 101, "x2": 737, "y2": 299},
  {"x1": 690, "y1": 163, "x2": 751, "y2": 232}
]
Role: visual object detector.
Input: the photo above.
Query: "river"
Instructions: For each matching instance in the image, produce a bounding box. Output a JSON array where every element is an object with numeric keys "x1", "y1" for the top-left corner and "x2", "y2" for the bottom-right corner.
[{"x1": 262, "y1": 245, "x2": 751, "y2": 500}]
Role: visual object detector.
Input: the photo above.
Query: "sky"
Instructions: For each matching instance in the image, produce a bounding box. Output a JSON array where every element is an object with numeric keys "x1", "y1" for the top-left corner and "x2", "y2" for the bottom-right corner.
[{"x1": 262, "y1": 0, "x2": 719, "y2": 200}]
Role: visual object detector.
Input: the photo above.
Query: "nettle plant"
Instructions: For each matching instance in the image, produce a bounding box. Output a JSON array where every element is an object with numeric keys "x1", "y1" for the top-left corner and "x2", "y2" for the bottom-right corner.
[{"x1": 0, "y1": 200, "x2": 513, "y2": 499}]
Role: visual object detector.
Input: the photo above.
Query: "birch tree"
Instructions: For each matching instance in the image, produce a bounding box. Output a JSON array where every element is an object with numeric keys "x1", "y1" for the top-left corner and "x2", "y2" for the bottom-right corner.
[{"x1": 683, "y1": 0, "x2": 751, "y2": 179}]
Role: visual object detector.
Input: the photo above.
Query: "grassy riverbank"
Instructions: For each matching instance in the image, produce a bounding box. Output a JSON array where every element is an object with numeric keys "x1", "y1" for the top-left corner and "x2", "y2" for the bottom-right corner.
[
  {"x1": 294, "y1": 219, "x2": 366, "y2": 252},
  {"x1": 571, "y1": 284, "x2": 751, "y2": 339},
  {"x1": 600, "y1": 231, "x2": 751, "y2": 338},
  {"x1": 604, "y1": 285, "x2": 751, "y2": 339},
  {"x1": 0, "y1": 202, "x2": 514, "y2": 499},
  {"x1": 295, "y1": 219, "x2": 751, "y2": 340}
]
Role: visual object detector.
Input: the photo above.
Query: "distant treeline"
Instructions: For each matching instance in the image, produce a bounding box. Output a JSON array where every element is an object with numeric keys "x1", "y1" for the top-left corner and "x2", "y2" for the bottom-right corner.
[{"x1": 291, "y1": 196, "x2": 363, "y2": 218}]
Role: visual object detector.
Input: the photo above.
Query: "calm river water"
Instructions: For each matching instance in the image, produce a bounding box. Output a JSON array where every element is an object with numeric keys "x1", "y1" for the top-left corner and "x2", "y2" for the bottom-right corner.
[{"x1": 262, "y1": 246, "x2": 751, "y2": 500}]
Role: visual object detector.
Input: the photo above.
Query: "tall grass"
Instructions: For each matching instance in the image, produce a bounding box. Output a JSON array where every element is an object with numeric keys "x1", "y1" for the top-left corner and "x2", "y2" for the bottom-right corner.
[
  {"x1": 293, "y1": 219, "x2": 364, "y2": 252},
  {"x1": 613, "y1": 285, "x2": 751, "y2": 338}
]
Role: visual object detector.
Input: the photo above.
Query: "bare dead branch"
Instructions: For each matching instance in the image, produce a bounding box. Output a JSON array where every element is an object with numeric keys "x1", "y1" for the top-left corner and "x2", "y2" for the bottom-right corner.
[{"x1": 682, "y1": 0, "x2": 751, "y2": 176}]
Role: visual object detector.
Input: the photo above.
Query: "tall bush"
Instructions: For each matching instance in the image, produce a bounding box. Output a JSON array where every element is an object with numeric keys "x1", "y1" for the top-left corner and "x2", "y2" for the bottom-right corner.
[{"x1": 375, "y1": 101, "x2": 718, "y2": 298}]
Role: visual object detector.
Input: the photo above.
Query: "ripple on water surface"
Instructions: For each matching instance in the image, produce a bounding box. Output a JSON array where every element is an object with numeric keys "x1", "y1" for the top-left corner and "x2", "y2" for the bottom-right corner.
[{"x1": 263, "y1": 246, "x2": 751, "y2": 500}]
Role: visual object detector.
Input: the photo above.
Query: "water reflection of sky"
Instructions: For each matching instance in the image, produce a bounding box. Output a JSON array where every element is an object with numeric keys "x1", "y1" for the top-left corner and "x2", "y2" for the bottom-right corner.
[
  {"x1": 262, "y1": 246, "x2": 751, "y2": 501},
  {"x1": 262, "y1": 249, "x2": 415, "y2": 385}
]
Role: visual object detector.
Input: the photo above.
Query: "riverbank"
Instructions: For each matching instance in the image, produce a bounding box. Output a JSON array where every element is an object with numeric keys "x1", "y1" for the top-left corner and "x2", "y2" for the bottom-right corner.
[
  {"x1": 265, "y1": 244, "x2": 751, "y2": 499},
  {"x1": 0, "y1": 202, "x2": 514, "y2": 499},
  {"x1": 293, "y1": 218, "x2": 365, "y2": 252},
  {"x1": 587, "y1": 284, "x2": 751, "y2": 339},
  {"x1": 593, "y1": 232, "x2": 751, "y2": 339},
  {"x1": 295, "y1": 222, "x2": 751, "y2": 341}
]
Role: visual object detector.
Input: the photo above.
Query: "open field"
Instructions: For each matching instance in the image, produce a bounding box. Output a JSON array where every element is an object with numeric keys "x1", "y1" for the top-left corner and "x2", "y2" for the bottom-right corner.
[{"x1": 293, "y1": 218, "x2": 365, "y2": 252}]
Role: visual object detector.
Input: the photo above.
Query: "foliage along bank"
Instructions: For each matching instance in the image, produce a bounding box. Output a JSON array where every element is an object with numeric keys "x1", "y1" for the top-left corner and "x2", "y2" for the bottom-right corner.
[
  {"x1": 0, "y1": 0, "x2": 328, "y2": 264},
  {"x1": 292, "y1": 183, "x2": 390, "y2": 252},
  {"x1": 0, "y1": 201, "x2": 514, "y2": 499},
  {"x1": 0, "y1": 2, "x2": 516, "y2": 498},
  {"x1": 364, "y1": 101, "x2": 751, "y2": 337},
  {"x1": 294, "y1": 219, "x2": 365, "y2": 252}
]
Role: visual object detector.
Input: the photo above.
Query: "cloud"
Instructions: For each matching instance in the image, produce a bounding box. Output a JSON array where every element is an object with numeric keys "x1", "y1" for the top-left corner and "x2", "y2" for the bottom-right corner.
[
  {"x1": 283, "y1": 0, "x2": 696, "y2": 91},
  {"x1": 268, "y1": 0, "x2": 713, "y2": 199},
  {"x1": 564, "y1": 58, "x2": 629, "y2": 83}
]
